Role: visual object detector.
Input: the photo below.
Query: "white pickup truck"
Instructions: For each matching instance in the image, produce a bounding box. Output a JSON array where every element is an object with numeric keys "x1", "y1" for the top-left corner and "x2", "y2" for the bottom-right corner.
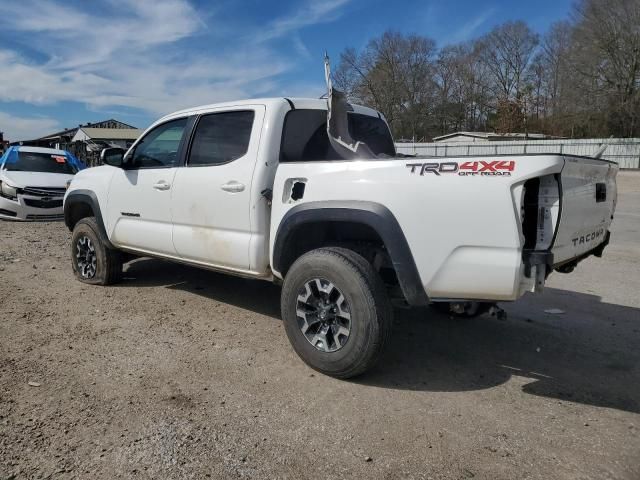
[{"x1": 64, "y1": 82, "x2": 618, "y2": 378}]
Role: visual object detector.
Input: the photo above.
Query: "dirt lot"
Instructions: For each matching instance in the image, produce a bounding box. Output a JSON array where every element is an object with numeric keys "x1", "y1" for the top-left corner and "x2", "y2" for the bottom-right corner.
[{"x1": 1, "y1": 172, "x2": 639, "y2": 480}]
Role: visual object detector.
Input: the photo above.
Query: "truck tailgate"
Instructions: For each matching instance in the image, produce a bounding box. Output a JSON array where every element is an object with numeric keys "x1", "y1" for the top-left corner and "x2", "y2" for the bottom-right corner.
[{"x1": 552, "y1": 156, "x2": 618, "y2": 265}]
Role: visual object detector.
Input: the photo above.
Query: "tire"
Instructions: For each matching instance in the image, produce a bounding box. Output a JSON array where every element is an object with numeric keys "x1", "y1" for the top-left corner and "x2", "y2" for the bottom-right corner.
[
  {"x1": 71, "y1": 217, "x2": 122, "y2": 285},
  {"x1": 281, "y1": 247, "x2": 393, "y2": 379}
]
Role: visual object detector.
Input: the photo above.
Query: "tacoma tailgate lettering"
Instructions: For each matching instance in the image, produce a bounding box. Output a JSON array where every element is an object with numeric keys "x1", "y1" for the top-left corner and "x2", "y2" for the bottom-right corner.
[{"x1": 572, "y1": 228, "x2": 604, "y2": 246}]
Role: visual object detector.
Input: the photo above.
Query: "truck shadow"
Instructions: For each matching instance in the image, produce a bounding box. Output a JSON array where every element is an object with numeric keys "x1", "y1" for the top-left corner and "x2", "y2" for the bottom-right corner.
[
  {"x1": 360, "y1": 291, "x2": 640, "y2": 414},
  {"x1": 121, "y1": 258, "x2": 640, "y2": 414},
  {"x1": 120, "y1": 257, "x2": 282, "y2": 319}
]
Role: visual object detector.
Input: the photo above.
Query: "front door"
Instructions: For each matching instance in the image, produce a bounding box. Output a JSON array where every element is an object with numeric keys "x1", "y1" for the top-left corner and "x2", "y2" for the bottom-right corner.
[
  {"x1": 105, "y1": 117, "x2": 188, "y2": 256},
  {"x1": 171, "y1": 107, "x2": 264, "y2": 271}
]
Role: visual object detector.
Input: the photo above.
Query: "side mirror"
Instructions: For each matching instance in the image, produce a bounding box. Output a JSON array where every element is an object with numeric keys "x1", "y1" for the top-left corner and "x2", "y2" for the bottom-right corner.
[{"x1": 100, "y1": 147, "x2": 125, "y2": 167}]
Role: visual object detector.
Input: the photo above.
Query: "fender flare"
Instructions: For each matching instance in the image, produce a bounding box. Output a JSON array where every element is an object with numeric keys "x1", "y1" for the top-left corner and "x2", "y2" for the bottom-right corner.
[
  {"x1": 273, "y1": 200, "x2": 429, "y2": 306},
  {"x1": 64, "y1": 189, "x2": 114, "y2": 249}
]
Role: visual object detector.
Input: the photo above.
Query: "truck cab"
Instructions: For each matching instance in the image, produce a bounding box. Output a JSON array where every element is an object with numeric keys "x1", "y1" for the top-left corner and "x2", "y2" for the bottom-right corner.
[{"x1": 66, "y1": 98, "x2": 390, "y2": 276}]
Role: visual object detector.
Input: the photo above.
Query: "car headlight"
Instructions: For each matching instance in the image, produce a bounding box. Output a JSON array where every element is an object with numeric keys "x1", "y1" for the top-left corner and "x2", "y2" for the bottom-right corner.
[{"x1": 0, "y1": 181, "x2": 18, "y2": 200}]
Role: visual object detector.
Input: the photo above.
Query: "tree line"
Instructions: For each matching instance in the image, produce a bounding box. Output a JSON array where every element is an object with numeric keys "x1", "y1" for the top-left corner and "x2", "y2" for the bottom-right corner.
[{"x1": 334, "y1": 0, "x2": 640, "y2": 140}]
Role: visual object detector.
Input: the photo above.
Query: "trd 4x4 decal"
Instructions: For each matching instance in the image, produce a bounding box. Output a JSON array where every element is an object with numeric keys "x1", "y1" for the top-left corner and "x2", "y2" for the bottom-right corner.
[{"x1": 406, "y1": 161, "x2": 515, "y2": 177}]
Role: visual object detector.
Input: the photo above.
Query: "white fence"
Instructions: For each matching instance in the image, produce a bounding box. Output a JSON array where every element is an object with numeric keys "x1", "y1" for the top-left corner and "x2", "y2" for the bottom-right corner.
[{"x1": 395, "y1": 138, "x2": 640, "y2": 169}]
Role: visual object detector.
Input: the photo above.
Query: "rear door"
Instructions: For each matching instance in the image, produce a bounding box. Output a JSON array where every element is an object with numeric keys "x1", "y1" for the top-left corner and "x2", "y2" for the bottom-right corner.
[
  {"x1": 171, "y1": 106, "x2": 264, "y2": 271},
  {"x1": 105, "y1": 117, "x2": 189, "y2": 255},
  {"x1": 552, "y1": 156, "x2": 618, "y2": 264}
]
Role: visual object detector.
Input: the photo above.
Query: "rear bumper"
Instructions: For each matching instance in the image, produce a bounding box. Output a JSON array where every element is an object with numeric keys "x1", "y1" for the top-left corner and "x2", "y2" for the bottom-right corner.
[
  {"x1": 0, "y1": 194, "x2": 64, "y2": 221},
  {"x1": 522, "y1": 230, "x2": 611, "y2": 281}
]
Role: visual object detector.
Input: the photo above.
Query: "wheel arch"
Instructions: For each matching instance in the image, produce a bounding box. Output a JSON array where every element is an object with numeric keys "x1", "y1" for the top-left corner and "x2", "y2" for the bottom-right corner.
[
  {"x1": 64, "y1": 189, "x2": 114, "y2": 249},
  {"x1": 272, "y1": 201, "x2": 429, "y2": 306}
]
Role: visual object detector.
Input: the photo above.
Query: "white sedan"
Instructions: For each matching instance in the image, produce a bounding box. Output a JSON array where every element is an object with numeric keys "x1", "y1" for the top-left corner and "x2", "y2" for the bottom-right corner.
[{"x1": 0, "y1": 146, "x2": 85, "y2": 221}]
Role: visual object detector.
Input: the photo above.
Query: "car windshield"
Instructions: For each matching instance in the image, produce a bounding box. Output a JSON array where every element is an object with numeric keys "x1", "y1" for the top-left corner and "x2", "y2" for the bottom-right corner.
[{"x1": 4, "y1": 151, "x2": 77, "y2": 174}]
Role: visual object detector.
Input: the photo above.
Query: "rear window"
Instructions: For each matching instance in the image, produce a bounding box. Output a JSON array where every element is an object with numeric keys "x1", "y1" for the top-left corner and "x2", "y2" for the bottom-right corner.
[
  {"x1": 347, "y1": 113, "x2": 396, "y2": 157},
  {"x1": 4, "y1": 151, "x2": 77, "y2": 174},
  {"x1": 280, "y1": 109, "x2": 395, "y2": 162}
]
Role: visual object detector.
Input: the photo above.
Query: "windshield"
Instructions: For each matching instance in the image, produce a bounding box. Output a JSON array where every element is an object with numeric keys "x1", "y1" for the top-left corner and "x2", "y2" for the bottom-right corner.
[{"x1": 4, "y1": 151, "x2": 78, "y2": 174}]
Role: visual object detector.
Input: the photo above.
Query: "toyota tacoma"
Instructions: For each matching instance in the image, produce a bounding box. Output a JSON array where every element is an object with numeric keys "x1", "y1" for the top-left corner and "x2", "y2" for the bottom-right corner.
[{"x1": 63, "y1": 65, "x2": 618, "y2": 378}]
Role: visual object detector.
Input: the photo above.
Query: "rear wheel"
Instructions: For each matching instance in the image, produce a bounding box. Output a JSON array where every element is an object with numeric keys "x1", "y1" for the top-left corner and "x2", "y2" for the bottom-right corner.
[
  {"x1": 281, "y1": 247, "x2": 392, "y2": 379},
  {"x1": 71, "y1": 217, "x2": 122, "y2": 285}
]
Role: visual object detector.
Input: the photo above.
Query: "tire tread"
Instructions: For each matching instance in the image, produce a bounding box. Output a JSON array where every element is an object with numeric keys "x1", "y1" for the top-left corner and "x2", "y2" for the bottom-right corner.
[
  {"x1": 281, "y1": 247, "x2": 392, "y2": 379},
  {"x1": 71, "y1": 217, "x2": 122, "y2": 286}
]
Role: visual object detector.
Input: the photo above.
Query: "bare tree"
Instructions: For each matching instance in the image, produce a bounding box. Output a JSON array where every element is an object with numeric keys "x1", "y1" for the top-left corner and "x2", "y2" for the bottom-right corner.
[
  {"x1": 478, "y1": 21, "x2": 540, "y2": 102},
  {"x1": 334, "y1": 31, "x2": 438, "y2": 140},
  {"x1": 433, "y1": 43, "x2": 494, "y2": 135},
  {"x1": 334, "y1": 4, "x2": 640, "y2": 140},
  {"x1": 570, "y1": 0, "x2": 640, "y2": 136},
  {"x1": 541, "y1": 21, "x2": 573, "y2": 116},
  {"x1": 434, "y1": 45, "x2": 466, "y2": 134}
]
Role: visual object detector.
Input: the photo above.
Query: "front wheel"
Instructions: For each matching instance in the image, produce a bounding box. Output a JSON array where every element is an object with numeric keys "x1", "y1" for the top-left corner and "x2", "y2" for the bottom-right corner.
[
  {"x1": 281, "y1": 247, "x2": 392, "y2": 379},
  {"x1": 71, "y1": 217, "x2": 122, "y2": 285}
]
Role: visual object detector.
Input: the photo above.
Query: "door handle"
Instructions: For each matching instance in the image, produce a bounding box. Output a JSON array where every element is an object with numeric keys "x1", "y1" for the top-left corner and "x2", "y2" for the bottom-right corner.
[
  {"x1": 153, "y1": 181, "x2": 171, "y2": 191},
  {"x1": 221, "y1": 181, "x2": 245, "y2": 193}
]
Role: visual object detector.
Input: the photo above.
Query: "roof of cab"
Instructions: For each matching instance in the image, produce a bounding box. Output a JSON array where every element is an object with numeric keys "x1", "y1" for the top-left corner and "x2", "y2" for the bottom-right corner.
[{"x1": 156, "y1": 97, "x2": 381, "y2": 124}]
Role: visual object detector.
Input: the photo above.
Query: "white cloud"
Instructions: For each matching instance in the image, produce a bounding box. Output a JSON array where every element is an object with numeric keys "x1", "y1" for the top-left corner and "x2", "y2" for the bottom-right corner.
[
  {"x1": 444, "y1": 9, "x2": 496, "y2": 45},
  {"x1": 255, "y1": 0, "x2": 352, "y2": 42},
  {"x1": 292, "y1": 34, "x2": 313, "y2": 60},
  {"x1": 0, "y1": 112, "x2": 60, "y2": 141},
  {"x1": 1, "y1": 0, "x2": 203, "y2": 69},
  {"x1": 0, "y1": 0, "x2": 351, "y2": 121}
]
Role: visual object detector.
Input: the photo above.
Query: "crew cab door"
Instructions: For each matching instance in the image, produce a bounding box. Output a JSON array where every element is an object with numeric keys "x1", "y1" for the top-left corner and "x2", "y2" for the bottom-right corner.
[
  {"x1": 105, "y1": 117, "x2": 189, "y2": 255},
  {"x1": 171, "y1": 106, "x2": 265, "y2": 271}
]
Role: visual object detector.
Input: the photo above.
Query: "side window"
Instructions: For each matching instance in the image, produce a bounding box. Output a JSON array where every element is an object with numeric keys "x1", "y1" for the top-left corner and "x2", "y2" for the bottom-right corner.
[
  {"x1": 130, "y1": 118, "x2": 187, "y2": 169},
  {"x1": 188, "y1": 111, "x2": 254, "y2": 166}
]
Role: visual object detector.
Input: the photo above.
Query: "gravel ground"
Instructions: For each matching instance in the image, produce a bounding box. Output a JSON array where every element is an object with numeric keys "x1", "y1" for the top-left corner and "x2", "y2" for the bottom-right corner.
[{"x1": 1, "y1": 172, "x2": 639, "y2": 480}]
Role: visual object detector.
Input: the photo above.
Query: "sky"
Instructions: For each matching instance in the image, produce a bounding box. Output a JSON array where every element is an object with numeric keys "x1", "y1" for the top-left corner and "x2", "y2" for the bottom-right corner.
[{"x1": 0, "y1": 0, "x2": 574, "y2": 141}]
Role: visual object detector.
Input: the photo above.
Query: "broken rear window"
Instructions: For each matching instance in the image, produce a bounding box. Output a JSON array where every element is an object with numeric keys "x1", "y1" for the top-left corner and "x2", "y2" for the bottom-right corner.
[
  {"x1": 347, "y1": 113, "x2": 396, "y2": 158},
  {"x1": 280, "y1": 109, "x2": 395, "y2": 162}
]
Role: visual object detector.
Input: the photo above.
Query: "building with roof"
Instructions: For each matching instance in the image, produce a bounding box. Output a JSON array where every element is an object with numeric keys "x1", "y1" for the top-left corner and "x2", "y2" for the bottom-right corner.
[
  {"x1": 432, "y1": 131, "x2": 560, "y2": 143},
  {"x1": 11, "y1": 119, "x2": 142, "y2": 166},
  {"x1": 71, "y1": 127, "x2": 143, "y2": 151}
]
